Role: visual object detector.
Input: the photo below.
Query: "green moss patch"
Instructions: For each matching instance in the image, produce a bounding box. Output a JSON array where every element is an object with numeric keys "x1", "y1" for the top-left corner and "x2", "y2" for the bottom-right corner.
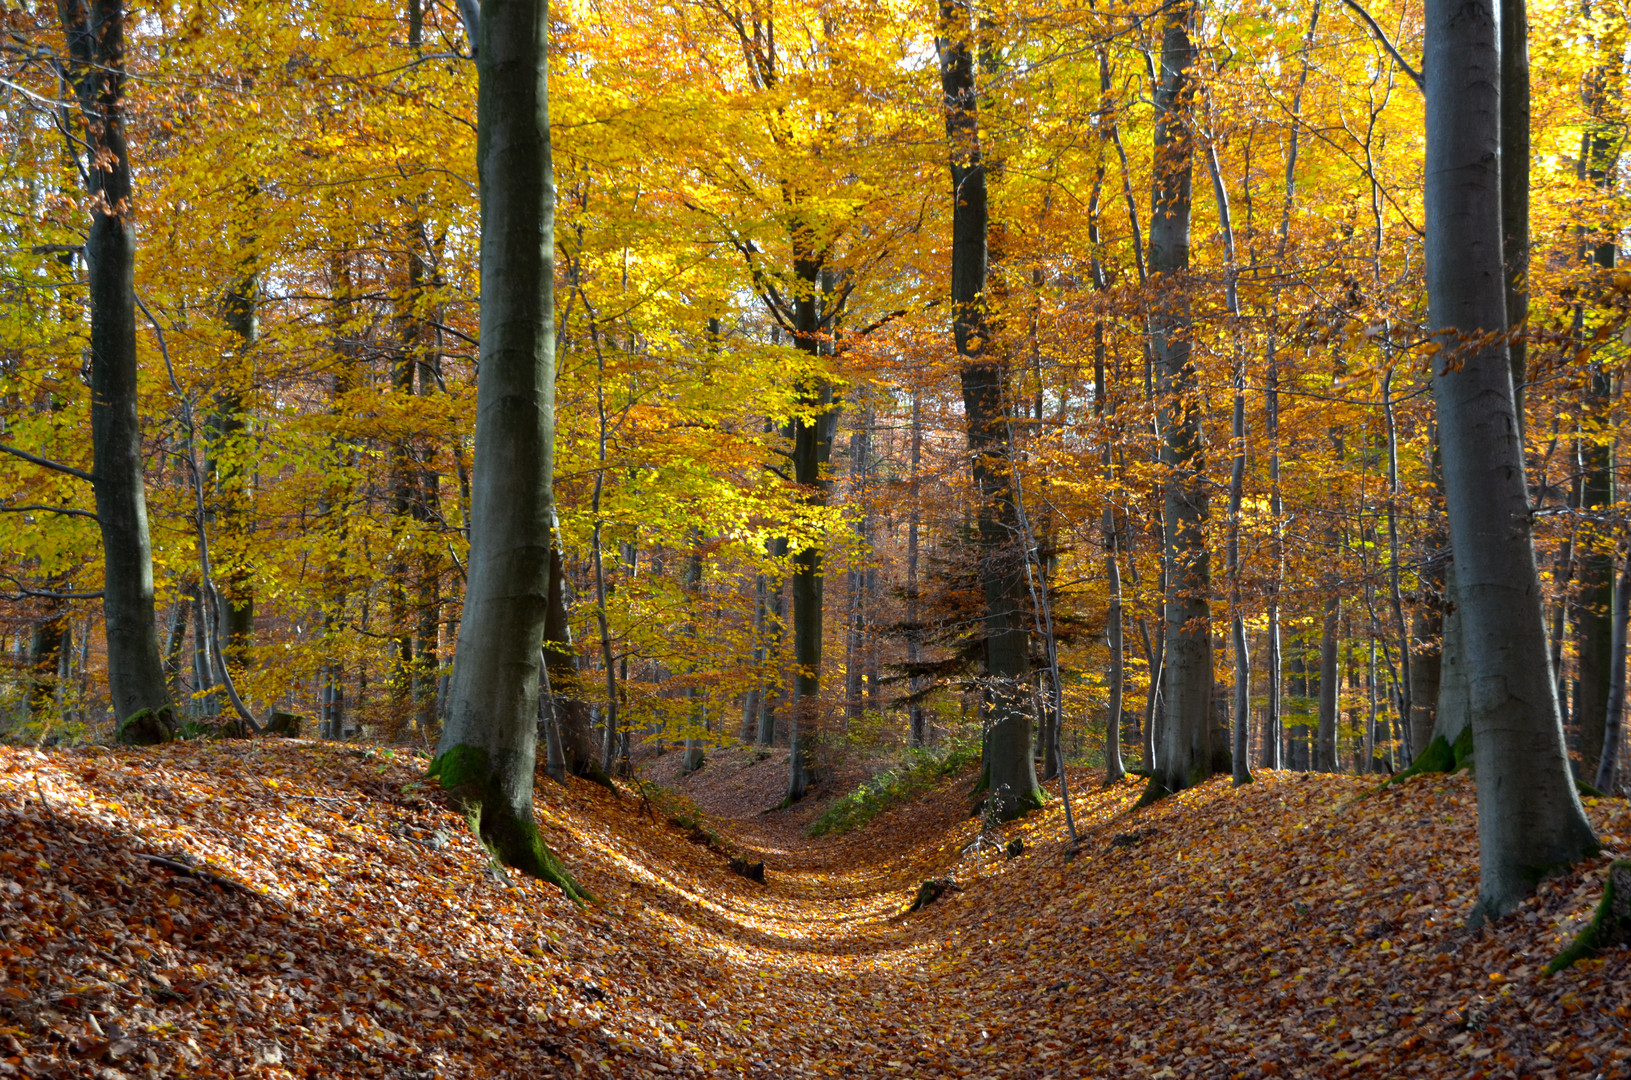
[{"x1": 1547, "y1": 860, "x2": 1631, "y2": 974}]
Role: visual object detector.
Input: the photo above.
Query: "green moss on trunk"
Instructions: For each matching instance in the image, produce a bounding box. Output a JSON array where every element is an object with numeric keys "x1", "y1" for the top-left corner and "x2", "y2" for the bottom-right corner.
[
  {"x1": 429, "y1": 745, "x2": 591, "y2": 905},
  {"x1": 992, "y1": 785, "x2": 1045, "y2": 823},
  {"x1": 1547, "y1": 860, "x2": 1631, "y2": 974},
  {"x1": 116, "y1": 706, "x2": 176, "y2": 746},
  {"x1": 1383, "y1": 727, "x2": 1475, "y2": 790},
  {"x1": 1135, "y1": 774, "x2": 1169, "y2": 808}
]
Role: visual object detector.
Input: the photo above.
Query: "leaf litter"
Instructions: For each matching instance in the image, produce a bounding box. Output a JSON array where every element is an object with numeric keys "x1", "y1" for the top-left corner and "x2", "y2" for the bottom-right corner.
[{"x1": 0, "y1": 741, "x2": 1627, "y2": 1079}]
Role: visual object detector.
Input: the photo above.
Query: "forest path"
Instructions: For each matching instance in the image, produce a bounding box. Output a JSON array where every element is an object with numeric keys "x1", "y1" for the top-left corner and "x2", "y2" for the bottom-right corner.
[{"x1": 4, "y1": 742, "x2": 1630, "y2": 1079}]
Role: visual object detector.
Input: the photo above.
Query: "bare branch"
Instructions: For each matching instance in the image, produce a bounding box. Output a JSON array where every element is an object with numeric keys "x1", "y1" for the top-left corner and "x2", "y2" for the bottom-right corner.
[
  {"x1": 0, "y1": 443, "x2": 94, "y2": 483},
  {"x1": 0, "y1": 503, "x2": 98, "y2": 521},
  {"x1": 1339, "y1": 0, "x2": 1423, "y2": 90}
]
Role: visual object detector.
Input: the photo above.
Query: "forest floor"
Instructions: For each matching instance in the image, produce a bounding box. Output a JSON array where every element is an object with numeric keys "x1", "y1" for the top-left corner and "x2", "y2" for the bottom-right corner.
[{"x1": 1, "y1": 740, "x2": 1628, "y2": 1080}]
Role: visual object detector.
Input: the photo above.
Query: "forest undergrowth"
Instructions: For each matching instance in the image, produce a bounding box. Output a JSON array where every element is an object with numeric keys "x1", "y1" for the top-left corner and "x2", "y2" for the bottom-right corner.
[{"x1": 1, "y1": 742, "x2": 1628, "y2": 1080}]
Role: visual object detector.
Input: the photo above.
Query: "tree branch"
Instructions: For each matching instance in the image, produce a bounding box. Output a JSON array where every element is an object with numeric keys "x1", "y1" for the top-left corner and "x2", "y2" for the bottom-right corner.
[
  {"x1": 1339, "y1": 0, "x2": 1423, "y2": 90},
  {"x1": 0, "y1": 443, "x2": 95, "y2": 483},
  {"x1": 0, "y1": 503, "x2": 97, "y2": 521}
]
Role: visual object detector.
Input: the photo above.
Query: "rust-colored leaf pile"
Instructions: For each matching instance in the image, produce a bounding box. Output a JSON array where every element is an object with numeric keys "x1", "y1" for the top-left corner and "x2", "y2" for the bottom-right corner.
[{"x1": 1, "y1": 742, "x2": 1627, "y2": 1079}]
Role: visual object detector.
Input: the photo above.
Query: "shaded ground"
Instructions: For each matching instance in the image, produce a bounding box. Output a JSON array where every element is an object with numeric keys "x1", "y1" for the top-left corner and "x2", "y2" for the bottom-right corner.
[{"x1": 1, "y1": 742, "x2": 1627, "y2": 1079}]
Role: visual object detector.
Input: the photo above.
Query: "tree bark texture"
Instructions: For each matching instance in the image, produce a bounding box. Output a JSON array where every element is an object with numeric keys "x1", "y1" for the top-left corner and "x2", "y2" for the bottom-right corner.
[
  {"x1": 1144, "y1": 0, "x2": 1214, "y2": 802},
  {"x1": 59, "y1": 0, "x2": 173, "y2": 739},
  {"x1": 430, "y1": 0, "x2": 582, "y2": 900},
  {"x1": 1424, "y1": 0, "x2": 1597, "y2": 919},
  {"x1": 939, "y1": 0, "x2": 1042, "y2": 821}
]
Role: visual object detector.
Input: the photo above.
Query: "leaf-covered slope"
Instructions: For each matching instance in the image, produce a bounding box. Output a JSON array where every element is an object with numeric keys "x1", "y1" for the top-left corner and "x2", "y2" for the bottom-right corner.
[{"x1": 1, "y1": 743, "x2": 1627, "y2": 1079}]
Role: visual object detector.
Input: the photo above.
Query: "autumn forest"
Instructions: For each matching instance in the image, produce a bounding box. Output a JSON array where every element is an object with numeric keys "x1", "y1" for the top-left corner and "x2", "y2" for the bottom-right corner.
[{"x1": 1, "y1": 0, "x2": 1630, "y2": 1074}]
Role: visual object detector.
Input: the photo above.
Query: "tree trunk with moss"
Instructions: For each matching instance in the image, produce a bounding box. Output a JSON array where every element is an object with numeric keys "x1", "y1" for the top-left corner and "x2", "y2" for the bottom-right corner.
[
  {"x1": 429, "y1": 0, "x2": 583, "y2": 902},
  {"x1": 1425, "y1": 0, "x2": 1597, "y2": 920}
]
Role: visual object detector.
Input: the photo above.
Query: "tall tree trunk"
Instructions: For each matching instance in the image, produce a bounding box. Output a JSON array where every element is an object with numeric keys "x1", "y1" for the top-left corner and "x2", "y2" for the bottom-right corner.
[
  {"x1": 214, "y1": 264, "x2": 256, "y2": 677},
  {"x1": 1316, "y1": 597, "x2": 1340, "y2": 772},
  {"x1": 759, "y1": 537, "x2": 788, "y2": 746},
  {"x1": 742, "y1": 569, "x2": 766, "y2": 742},
  {"x1": 1205, "y1": 142, "x2": 1252, "y2": 787},
  {"x1": 683, "y1": 536, "x2": 706, "y2": 774},
  {"x1": 844, "y1": 411, "x2": 871, "y2": 729},
  {"x1": 1090, "y1": 51, "x2": 1125, "y2": 785},
  {"x1": 785, "y1": 351, "x2": 832, "y2": 801},
  {"x1": 1595, "y1": 556, "x2": 1631, "y2": 794},
  {"x1": 59, "y1": 0, "x2": 173, "y2": 740},
  {"x1": 907, "y1": 394, "x2": 927, "y2": 746},
  {"x1": 938, "y1": 0, "x2": 1042, "y2": 821},
  {"x1": 430, "y1": 0, "x2": 582, "y2": 900},
  {"x1": 1143, "y1": 0, "x2": 1213, "y2": 802},
  {"x1": 1260, "y1": 3, "x2": 1318, "y2": 772},
  {"x1": 1424, "y1": 0, "x2": 1597, "y2": 918}
]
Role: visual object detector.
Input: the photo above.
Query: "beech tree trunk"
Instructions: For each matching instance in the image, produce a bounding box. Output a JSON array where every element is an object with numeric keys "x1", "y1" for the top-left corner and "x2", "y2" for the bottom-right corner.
[
  {"x1": 543, "y1": 530, "x2": 595, "y2": 773},
  {"x1": 1424, "y1": 0, "x2": 1597, "y2": 918},
  {"x1": 430, "y1": 0, "x2": 583, "y2": 900},
  {"x1": 1317, "y1": 598, "x2": 1340, "y2": 772},
  {"x1": 907, "y1": 394, "x2": 927, "y2": 746},
  {"x1": 938, "y1": 0, "x2": 1042, "y2": 821},
  {"x1": 1144, "y1": 0, "x2": 1214, "y2": 802},
  {"x1": 59, "y1": 0, "x2": 173, "y2": 739},
  {"x1": 1596, "y1": 558, "x2": 1631, "y2": 794}
]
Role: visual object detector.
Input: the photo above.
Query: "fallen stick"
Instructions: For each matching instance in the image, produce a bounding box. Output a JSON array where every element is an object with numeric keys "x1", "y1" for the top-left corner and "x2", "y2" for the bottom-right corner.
[{"x1": 134, "y1": 853, "x2": 287, "y2": 910}]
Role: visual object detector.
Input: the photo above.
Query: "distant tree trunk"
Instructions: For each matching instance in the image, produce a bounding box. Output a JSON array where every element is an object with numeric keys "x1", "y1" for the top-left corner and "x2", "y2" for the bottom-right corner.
[
  {"x1": 844, "y1": 411, "x2": 871, "y2": 729},
  {"x1": 214, "y1": 265, "x2": 256, "y2": 677},
  {"x1": 1572, "y1": 52, "x2": 1620, "y2": 779},
  {"x1": 1409, "y1": 589, "x2": 1442, "y2": 757},
  {"x1": 1138, "y1": 616, "x2": 1161, "y2": 770},
  {"x1": 1260, "y1": 1, "x2": 1318, "y2": 772},
  {"x1": 1596, "y1": 556, "x2": 1631, "y2": 794},
  {"x1": 59, "y1": 0, "x2": 173, "y2": 740},
  {"x1": 938, "y1": 0, "x2": 1042, "y2": 821},
  {"x1": 1500, "y1": 0, "x2": 1529, "y2": 435},
  {"x1": 1425, "y1": 0, "x2": 1597, "y2": 918},
  {"x1": 785, "y1": 375, "x2": 832, "y2": 801},
  {"x1": 1204, "y1": 142, "x2": 1251, "y2": 787},
  {"x1": 162, "y1": 597, "x2": 189, "y2": 697},
  {"x1": 1144, "y1": 0, "x2": 1214, "y2": 802},
  {"x1": 742, "y1": 569, "x2": 766, "y2": 743},
  {"x1": 683, "y1": 536, "x2": 706, "y2": 774},
  {"x1": 759, "y1": 537, "x2": 788, "y2": 746},
  {"x1": 1316, "y1": 598, "x2": 1340, "y2": 772},
  {"x1": 29, "y1": 599, "x2": 66, "y2": 720},
  {"x1": 543, "y1": 528, "x2": 595, "y2": 773},
  {"x1": 430, "y1": 0, "x2": 583, "y2": 899},
  {"x1": 907, "y1": 394, "x2": 927, "y2": 746},
  {"x1": 1089, "y1": 79, "x2": 1125, "y2": 785}
]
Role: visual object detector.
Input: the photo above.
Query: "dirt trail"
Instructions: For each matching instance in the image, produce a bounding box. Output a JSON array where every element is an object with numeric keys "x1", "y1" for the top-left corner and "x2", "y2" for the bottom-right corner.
[{"x1": 3, "y1": 742, "x2": 1630, "y2": 1079}]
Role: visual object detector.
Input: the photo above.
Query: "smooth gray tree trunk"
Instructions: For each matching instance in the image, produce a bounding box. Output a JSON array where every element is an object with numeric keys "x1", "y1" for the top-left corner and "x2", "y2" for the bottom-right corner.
[
  {"x1": 1595, "y1": 558, "x2": 1630, "y2": 794},
  {"x1": 59, "y1": 0, "x2": 173, "y2": 740},
  {"x1": 429, "y1": 0, "x2": 582, "y2": 900},
  {"x1": 1143, "y1": 0, "x2": 1214, "y2": 802},
  {"x1": 907, "y1": 394, "x2": 927, "y2": 746},
  {"x1": 1424, "y1": 0, "x2": 1597, "y2": 919},
  {"x1": 1316, "y1": 598, "x2": 1340, "y2": 772}
]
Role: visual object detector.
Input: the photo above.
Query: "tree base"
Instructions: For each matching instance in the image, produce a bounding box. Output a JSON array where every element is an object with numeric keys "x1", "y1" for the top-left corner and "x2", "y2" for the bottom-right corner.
[
  {"x1": 976, "y1": 785, "x2": 1044, "y2": 823},
  {"x1": 1135, "y1": 774, "x2": 1169, "y2": 808},
  {"x1": 430, "y1": 745, "x2": 591, "y2": 905},
  {"x1": 117, "y1": 707, "x2": 177, "y2": 746},
  {"x1": 1385, "y1": 727, "x2": 1474, "y2": 788},
  {"x1": 1547, "y1": 860, "x2": 1631, "y2": 974}
]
